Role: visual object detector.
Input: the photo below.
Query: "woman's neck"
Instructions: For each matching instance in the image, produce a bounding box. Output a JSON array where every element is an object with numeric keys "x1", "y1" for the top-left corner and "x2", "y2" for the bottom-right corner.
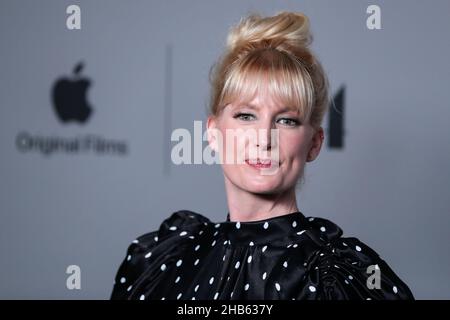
[{"x1": 224, "y1": 177, "x2": 299, "y2": 222}]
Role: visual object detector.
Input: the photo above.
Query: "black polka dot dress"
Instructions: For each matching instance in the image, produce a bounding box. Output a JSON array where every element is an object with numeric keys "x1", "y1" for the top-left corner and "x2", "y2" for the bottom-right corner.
[{"x1": 110, "y1": 210, "x2": 414, "y2": 300}]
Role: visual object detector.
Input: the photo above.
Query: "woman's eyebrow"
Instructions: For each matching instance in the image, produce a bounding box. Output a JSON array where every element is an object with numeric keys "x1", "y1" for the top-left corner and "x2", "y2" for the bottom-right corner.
[
  {"x1": 278, "y1": 107, "x2": 299, "y2": 114},
  {"x1": 236, "y1": 103, "x2": 297, "y2": 112},
  {"x1": 233, "y1": 103, "x2": 259, "y2": 110}
]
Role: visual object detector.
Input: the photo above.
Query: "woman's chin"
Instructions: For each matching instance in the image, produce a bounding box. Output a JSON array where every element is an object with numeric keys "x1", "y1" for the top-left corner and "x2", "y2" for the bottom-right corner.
[{"x1": 241, "y1": 180, "x2": 283, "y2": 195}]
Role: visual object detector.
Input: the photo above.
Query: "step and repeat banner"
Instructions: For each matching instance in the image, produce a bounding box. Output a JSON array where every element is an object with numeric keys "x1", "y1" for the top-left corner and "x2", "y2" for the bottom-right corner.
[{"x1": 1, "y1": 0, "x2": 449, "y2": 299}]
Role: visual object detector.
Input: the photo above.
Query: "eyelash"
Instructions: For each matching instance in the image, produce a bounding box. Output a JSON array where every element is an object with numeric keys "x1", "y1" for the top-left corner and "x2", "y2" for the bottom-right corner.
[{"x1": 232, "y1": 112, "x2": 300, "y2": 127}]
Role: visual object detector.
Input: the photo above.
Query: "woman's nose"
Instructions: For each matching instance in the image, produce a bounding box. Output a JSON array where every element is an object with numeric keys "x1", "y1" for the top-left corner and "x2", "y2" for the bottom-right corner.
[{"x1": 255, "y1": 119, "x2": 277, "y2": 151}]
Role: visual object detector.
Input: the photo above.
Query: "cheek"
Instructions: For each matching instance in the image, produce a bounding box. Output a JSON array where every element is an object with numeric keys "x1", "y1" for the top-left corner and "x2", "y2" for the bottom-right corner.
[
  {"x1": 218, "y1": 125, "x2": 250, "y2": 160},
  {"x1": 280, "y1": 134, "x2": 308, "y2": 164}
]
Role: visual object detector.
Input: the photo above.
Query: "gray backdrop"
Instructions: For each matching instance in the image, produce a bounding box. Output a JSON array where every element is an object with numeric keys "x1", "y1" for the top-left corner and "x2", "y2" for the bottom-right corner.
[{"x1": 1, "y1": 0, "x2": 449, "y2": 299}]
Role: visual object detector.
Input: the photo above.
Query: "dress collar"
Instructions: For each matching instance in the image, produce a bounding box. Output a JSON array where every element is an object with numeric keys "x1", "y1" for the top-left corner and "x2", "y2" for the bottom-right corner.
[{"x1": 216, "y1": 211, "x2": 310, "y2": 246}]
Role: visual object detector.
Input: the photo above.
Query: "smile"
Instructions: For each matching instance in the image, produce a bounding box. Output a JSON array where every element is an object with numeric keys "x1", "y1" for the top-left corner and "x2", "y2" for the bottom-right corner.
[{"x1": 245, "y1": 159, "x2": 278, "y2": 169}]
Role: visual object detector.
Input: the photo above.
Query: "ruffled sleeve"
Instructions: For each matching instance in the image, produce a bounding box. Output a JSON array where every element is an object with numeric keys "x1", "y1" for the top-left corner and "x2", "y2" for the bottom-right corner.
[
  {"x1": 301, "y1": 216, "x2": 414, "y2": 300},
  {"x1": 309, "y1": 235, "x2": 415, "y2": 300},
  {"x1": 110, "y1": 210, "x2": 209, "y2": 300}
]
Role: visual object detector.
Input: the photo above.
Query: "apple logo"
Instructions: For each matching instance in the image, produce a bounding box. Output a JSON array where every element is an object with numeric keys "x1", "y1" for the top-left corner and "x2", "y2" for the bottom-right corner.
[{"x1": 52, "y1": 61, "x2": 93, "y2": 123}]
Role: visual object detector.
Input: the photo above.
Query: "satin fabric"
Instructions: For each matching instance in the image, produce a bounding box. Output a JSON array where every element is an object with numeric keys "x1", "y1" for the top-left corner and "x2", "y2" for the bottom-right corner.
[{"x1": 110, "y1": 210, "x2": 414, "y2": 300}]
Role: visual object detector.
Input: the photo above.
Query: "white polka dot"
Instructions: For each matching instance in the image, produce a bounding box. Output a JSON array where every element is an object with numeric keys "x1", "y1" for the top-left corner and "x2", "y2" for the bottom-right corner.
[
  {"x1": 275, "y1": 283, "x2": 281, "y2": 291},
  {"x1": 283, "y1": 261, "x2": 288, "y2": 268},
  {"x1": 292, "y1": 221, "x2": 297, "y2": 228},
  {"x1": 214, "y1": 292, "x2": 219, "y2": 300},
  {"x1": 235, "y1": 261, "x2": 240, "y2": 269},
  {"x1": 188, "y1": 235, "x2": 195, "y2": 239},
  {"x1": 175, "y1": 276, "x2": 180, "y2": 283},
  {"x1": 262, "y1": 272, "x2": 267, "y2": 280},
  {"x1": 209, "y1": 277, "x2": 214, "y2": 285},
  {"x1": 287, "y1": 244, "x2": 292, "y2": 248},
  {"x1": 247, "y1": 256, "x2": 252, "y2": 263},
  {"x1": 195, "y1": 245, "x2": 200, "y2": 251},
  {"x1": 342, "y1": 242, "x2": 347, "y2": 246},
  {"x1": 199, "y1": 230, "x2": 204, "y2": 235},
  {"x1": 249, "y1": 241, "x2": 254, "y2": 246},
  {"x1": 309, "y1": 285, "x2": 316, "y2": 292},
  {"x1": 230, "y1": 291, "x2": 233, "y2": 298},
  {"x1": 139, "y1": 294, "x2": 145, "y2": 300},
  {"x1": 223, "y1": 255, "x2": 226, "y2": 261},
  {"x1": 348, "y1": 275, "x2": 353, "y2": 280},
  {"x1": 126, "y1": 255, "x2": 131, "y2": 261},
  {"x1": 132, "y1": 239, "x2": 139, "y2": 244},
  {"x1": 297, "y1": 230, "x2": 306, "y2": 235},
  {"x1": 244, "y1": 283, "x2": 250, "y2": 291},
  {"x1": 179, "y1": 231, "x2": 187, "y2": 236},
  {"x1": 293, "y1": 244, "x2": 298, "y2": 248},
  {"x1": 154, "y1": 236, "x2": 158, "y2": 242},
  {"x1": 211, "y1": 240, "x2": 216, "y2": 246},
  {"x1": 262, "y1": 245, "x2": 268, "y2": 253},
  {"x1": 127, "y1": 285, "x2": 132, "y2": 291},
  {"x1": 223, "y1": 240, "x2": 228, "y2": 245},
  {"x1": 308, "y1": 217, "x2": 314, "y2": 222},
  {"x1": 214, "y1": 223, "x2": 220, "y2": 228},
  {"x1": 120, "y1": 277, "x2": 126, "y2": 284},
  {"x1": 144, "y1": 252, "x2": 152, "y2": 259},
  {"x1": 213, "y1": 231, "x2": 219, "y2": 236},
  {"x1": 320, "y1": 226, "x2": 326, "y2": 232},
  {"x1": 160, "y1": 264, "x2": 166, "y2": 271},
  {"x1": 393, "y1": 286, "x2": 398, "y2": 294},
  {"x1": 191, "y1": 297, "x2": 195, "y2": 300},
  {"x1": 195, "y1": 284, "x2": 199, "y2": 292},
  {"x1": 355, "y1": 245, "x2": 362, "y2": 252},
  {"x1": 263, "y1": 222, "x2": 269, "y2": 229},
  {"x1": 227, "y1": 276, "x2": 230, "y2": 281},
  {"x1": 334, "y1": 265, "x2": 340, "y2": 269},
  {"x1": 177, "y1": 293, "x2": 182, "y2": 300},
  {"x1": 236, "y1": 222, "x2": 240, "y2": 229},
  {"x1": 344, "y1": 280, "x2": 349, "y2": 285},
  {"x1": 366, "y1": 297, "x2": 372, "y2": 300},
  {"x1": 169, "y1": 226, "x2": 177, "y2": 231},
  {"x1": 161, "y1": 297, "x2": 165, "y2": 300},
  {"x1": 194, "y1": 259, "x2": 199, "y2": 265},
  {"x1": 176, "y1": 259, "x2": 183, "y2": 267}
]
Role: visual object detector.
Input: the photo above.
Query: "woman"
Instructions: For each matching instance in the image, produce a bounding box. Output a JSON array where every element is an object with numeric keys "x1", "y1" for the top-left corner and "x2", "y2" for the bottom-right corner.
[{"x1": 111, "y1": 11, "x2": 414, "y2": 300}]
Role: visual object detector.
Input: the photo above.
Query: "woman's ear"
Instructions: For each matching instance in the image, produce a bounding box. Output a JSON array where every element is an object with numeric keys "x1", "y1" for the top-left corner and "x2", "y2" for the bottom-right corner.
[
  {"x1": 207, "y1": 116, "x2": 219, "y2": 152},
  {"x1": 306, "y1": 127, "x2": 325, "y2": 162}
]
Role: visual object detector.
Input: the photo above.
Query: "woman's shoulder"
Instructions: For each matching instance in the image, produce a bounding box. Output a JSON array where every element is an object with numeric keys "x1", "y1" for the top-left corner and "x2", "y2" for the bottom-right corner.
[
  {"x1": 110, "y1": 210, "x2": 209, "y2": 299},
  {"x1": 126, "y1": 209, "x2": 210, "y2": 255},
  {"x1": 303, "y1": 215, "x2": 415, "y2": 300},
  {"x1": 135, "y1": 209, "x2": 210, "y2": 243}
]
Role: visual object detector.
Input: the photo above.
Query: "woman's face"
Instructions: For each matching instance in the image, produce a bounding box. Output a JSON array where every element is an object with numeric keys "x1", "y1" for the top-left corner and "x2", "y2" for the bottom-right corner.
[{"x1": 207, "y1": 88, "x2": 324, "y2": 195}]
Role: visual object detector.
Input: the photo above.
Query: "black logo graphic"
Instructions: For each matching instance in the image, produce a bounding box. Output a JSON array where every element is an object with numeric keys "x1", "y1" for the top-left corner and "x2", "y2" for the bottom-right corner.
[
  {"x1": 328, "y1": 85, "x2": 345, "y2": 149},
  {"x1": 52, "y1": 61, "x2": 93, "y2": 123}
]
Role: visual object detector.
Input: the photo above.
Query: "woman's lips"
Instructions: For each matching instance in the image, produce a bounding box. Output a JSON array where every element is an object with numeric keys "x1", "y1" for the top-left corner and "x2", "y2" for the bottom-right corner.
[{"x1": 245, "y1": 159, "x2": 276, "y2": 169}]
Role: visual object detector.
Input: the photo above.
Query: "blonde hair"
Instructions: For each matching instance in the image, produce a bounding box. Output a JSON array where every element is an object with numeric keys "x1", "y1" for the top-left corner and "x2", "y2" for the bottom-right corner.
[{"x1": 208, "y1": 11, "x2": 330, "y2": 129}]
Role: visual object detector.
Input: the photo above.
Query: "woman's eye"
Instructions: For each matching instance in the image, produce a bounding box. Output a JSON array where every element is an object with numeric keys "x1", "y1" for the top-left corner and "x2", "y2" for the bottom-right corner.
[
  {"x1": 277, "y1": 118, "x2": 299, "y2": 126},
  {"x1": 233, "y1": 113, "x2": 255, "y2": 121}
]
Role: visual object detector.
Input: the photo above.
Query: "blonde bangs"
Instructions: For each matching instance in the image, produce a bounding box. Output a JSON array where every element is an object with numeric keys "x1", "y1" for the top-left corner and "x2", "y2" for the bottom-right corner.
[{"x1": 218, "y1": 49, "x2": 315, "y2": 123}]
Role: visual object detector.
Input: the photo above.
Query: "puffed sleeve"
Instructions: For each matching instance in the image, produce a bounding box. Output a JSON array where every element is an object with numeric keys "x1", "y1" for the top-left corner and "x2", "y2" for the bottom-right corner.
[
  {"x1": 110, "y1": 210, "x2": 209, "y2": 300},
  {"x1": 309, "y1": 236, "x2": 415, "y2": 300}
]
